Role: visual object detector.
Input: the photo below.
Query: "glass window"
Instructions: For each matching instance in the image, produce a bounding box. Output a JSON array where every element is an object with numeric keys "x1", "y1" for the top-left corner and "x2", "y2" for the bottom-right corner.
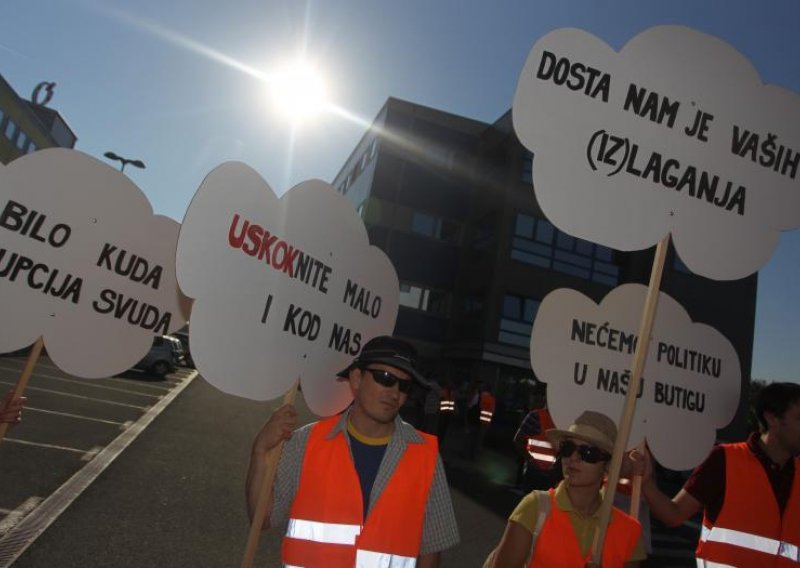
[
  {"x1": 5, "y1": 119, "x2": 17, "y2": 140},
  {"x1": 510, "y1": 213, "x2": 620, "y2": 286},
  {"x1": 521, "y1": 151, "x2": 534, "y2": 184},
  {"x1": 535, "y1": 219, "x2": 554, "y2": 244},
  {"x1": 515, "y1": 214, "x2": 534, "y2": 238},
  {"x1": 27, "y1": 141, "x2": 37, "y2": 154},
  {"x1": 523, "y1": 298, "x2": 540, "y2": 323},
  {"x1": 399, "y1": 281, "x2": 449, "y2": 316},
  {"x1": 556, "y1": 232, "x2": 575, "y2": 250},
  {"x1": 16, "y1": 130, "x2": 27, "y2": 150},
  {"x1": 499, "y1": 293, "x2": 539, "y2": 347},
  {"x1": 411, "y1": 211, "x2": 436, "y2": 237}
]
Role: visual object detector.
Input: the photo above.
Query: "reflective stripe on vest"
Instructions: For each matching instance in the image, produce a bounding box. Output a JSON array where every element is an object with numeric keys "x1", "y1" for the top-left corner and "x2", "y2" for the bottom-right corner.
[
  {"x1": 480, "y1": 410, "x2": 492, "y2": 423},
  {"x1": 696, "y1": 560, "x2": 737, "y2": 568},
  {"x1": 696, "y1": 442, "x2": 800, "y2": 567},
  {"x1": 526, "y1": 438, "x2": 556, "y2": 463},
  {"x1": 439, "y1": 400, "x2": 455, "y2": 412},
  {"x1": 286, "y1": 518, "x2": 361, "y2": 545},
  {"x1": 356, "y1": 549, "x2": 416, "y2": 567},
  {"x1": 700, "y1": 525, "x2": 800, "y2": 562}
]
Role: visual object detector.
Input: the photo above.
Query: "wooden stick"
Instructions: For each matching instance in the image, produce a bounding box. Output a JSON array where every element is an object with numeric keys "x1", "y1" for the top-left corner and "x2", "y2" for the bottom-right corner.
[
  {"x1": 590, "y1": 235, "x2": 670, "y2": 565},
  {"x1": 0, "y1": 336, "x2": 44, "y2": 444},
  {"x1": 629, "y1": 474, "x2": 643, "y2": 520},
  {"x1": 240, "y1": 382, "x2": 299, "y2": 568}
]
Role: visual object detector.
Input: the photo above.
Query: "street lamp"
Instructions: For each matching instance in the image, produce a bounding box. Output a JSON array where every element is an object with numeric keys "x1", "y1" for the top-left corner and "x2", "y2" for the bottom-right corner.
[{"x1": 103, "y1": 151, "x2": 146, "y2": 173}]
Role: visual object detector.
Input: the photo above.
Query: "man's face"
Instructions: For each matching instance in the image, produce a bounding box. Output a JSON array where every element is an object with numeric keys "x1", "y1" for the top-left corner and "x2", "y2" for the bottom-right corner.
[
  {"x1": 771, "y1": 400, "x2": 800, "y2": 456},
  {"x1": 350, "y1": 363, "x2": 412, "y2": 425}
]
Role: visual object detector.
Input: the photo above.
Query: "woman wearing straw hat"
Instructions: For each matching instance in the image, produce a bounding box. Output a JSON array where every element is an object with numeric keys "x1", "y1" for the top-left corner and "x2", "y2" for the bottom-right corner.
[{"x1": 483, "y1": 410, "x2": 645, "y2": 567}]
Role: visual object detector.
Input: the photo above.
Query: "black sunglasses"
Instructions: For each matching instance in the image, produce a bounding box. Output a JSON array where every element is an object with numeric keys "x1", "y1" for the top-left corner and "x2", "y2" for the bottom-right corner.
[
  {"x1": 365, "y1": 368, "x2": 413, "y2": 394},
  {"x1": 557, "y1": 440, "x2": 611, "y2": 464}
]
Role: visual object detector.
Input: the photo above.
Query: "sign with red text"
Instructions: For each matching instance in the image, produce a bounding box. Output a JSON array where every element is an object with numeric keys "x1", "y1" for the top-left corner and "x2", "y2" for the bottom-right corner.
[
  {"x1": 531, "y1": 284, "x2": 740, "y2": 470},
  {"x1": 514, "y1": 26, "x2": 800, "y2": 280},
  {"x1": 176, "y1": 163, "x2": 399, "y2": 416},
  {"x1": 0, "y1": 149, "x2": 187, "y2": 377}
]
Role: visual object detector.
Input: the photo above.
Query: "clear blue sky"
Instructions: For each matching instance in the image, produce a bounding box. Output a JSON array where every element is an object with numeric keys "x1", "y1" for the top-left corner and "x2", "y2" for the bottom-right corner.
[{"x1": 3, "y1": 0, "x2": 799, "y2": 382}]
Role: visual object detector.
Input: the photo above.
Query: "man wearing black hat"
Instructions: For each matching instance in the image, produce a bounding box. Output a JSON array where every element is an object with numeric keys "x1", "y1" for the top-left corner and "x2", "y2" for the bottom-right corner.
[{"x1": 246, "y1": 335, "x2": 459, "y2": 567}]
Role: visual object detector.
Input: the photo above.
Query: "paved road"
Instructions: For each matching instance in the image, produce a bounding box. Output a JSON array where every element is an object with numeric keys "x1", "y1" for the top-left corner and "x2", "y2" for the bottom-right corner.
[
  {"x1": 0, "y1": 351, "x2": 194, "y2": 566},
  {"x1": 2, "y1": 368, "x2": 697, "y2": 566}
]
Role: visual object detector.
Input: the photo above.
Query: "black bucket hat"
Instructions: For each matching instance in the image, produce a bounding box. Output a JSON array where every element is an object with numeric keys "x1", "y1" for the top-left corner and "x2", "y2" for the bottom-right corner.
[{"x1": 336, "y1": 335, "x2": 430, "y2": 388}]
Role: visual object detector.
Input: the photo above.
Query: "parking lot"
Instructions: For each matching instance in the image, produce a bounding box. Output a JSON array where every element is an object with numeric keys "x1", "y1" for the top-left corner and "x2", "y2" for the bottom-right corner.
[{"x1": 0, "y1": 349, "x2": 195, "y2": 563}]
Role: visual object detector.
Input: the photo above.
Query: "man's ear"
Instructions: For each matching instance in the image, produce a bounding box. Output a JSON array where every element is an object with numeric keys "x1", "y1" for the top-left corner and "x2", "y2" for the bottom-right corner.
[
  {"x1": 350, "y1": 368, "x2": 363, "y2": 392},
  {"x1": 764, "y1": 410, "x2": 779, "y2": 431}
]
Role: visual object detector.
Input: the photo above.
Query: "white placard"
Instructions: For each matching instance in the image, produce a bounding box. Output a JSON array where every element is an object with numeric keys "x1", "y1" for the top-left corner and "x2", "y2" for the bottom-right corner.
[
  {"x1": 531, "y1": 284, "x2": 740, "y2": 471},
  {"x1": 514, "y1": 26, "x2": 800, "y2": 280},
  {"x1": 0, "y1": 149, "x2": 188, "y2": 378},
  {"x1": 176, "y1": 163, "x2": 399, "y2": 416}
]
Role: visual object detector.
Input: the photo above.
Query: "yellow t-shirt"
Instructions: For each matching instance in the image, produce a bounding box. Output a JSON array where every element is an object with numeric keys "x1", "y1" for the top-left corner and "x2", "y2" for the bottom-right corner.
[{"x1": 509, "y1": 481, "x2": 646, "y2": 562}]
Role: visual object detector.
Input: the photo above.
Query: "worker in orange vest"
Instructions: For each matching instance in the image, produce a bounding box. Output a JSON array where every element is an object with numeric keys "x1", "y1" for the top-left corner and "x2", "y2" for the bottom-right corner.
[
  {"x1": 513, "y1": 399, "x2": 561, "y2": 491},
  {"x1": 246, "y1": 336, "x2": 460, "y2": 567},
  {"x1": 634, "y1": 382, "x2": 800, "y2": 567},
  {"x1": 484, "y1": 411, "x2": 646, "y2": 567},
  {"x1": 438, "y1": 380, "x2": 456, "y2": 444},
  {"x1": 465, "y1": 383, "x2": 495, "y2": 458}
]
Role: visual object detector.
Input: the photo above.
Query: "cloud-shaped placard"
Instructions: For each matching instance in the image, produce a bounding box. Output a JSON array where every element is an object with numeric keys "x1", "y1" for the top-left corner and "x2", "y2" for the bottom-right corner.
[
  {"x1": 176, "y1": 163, "x2": 399, "y2": 416},
  {"x1": 531, "y1": 284, "x2": 740, "y2": 471},
  {"x1": 0, "y1": 149, "x2": 187, "y2": 377},
  {"x1": 514, "y1": 26, "x2": 800, "y2": 280}
]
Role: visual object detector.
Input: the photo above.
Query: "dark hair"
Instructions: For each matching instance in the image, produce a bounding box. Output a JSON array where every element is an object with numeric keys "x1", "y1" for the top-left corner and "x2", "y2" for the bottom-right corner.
[{"x1": 756, "y1": 382, "x2": 800, "y2": 432}]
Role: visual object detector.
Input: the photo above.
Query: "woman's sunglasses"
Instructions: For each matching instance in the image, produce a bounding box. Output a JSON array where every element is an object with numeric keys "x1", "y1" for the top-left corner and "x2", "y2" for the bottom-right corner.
[
  {"x1": 557, "y1": 440, "x2": 611, "y2": 464},
  {"x1": 365, "y1": 368, "x2": 414, "y2": 394}
]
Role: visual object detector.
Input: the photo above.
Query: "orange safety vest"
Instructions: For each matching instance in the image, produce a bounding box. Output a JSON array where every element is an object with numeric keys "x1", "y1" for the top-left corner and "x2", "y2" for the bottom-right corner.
[
  {"x1": 696, "y1": 442, "x2": 800, "y2": 567},
  {"x1": 479, "y1": 392, "x2": 495, "y2": 424},
  {"x1": 281, "y1": 416, "x2": 438, "y2": 567},
  {"x1": 526, "y1": 408, "x2": 557, "y2": 470},
  {"x1": 439, "y1": 387, "x2": 455, "y2": 414},
  {"x1": 528, "y1": 489, "x2": 641, "y2": 568}
]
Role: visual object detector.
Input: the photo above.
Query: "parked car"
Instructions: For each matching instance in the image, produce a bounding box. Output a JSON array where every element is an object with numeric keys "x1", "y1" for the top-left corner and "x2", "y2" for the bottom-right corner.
[
  {"x1": 165, "y1": 335, "x2": 187, "y2": 367},
  {"x1": 134, "y1": 335, "x2": 179, "y2": 378},
  {"x1": 172, "y1": 331, "x2": 194, "y2": 368}
]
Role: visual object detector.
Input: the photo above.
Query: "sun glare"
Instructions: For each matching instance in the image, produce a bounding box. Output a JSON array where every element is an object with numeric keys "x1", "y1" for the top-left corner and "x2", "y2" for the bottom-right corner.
[{"x1": 269, "y1": 60, "x2": 329, "y2": 125}]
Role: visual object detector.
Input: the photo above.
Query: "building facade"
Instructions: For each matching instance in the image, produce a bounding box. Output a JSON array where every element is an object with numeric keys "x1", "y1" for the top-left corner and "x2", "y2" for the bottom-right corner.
[
  {"x1": 0, "y1": 75, "x2": 76, "y2": 164},
  {"x1": 333, "y1": 97, "x2": 757, "y2": 446}
]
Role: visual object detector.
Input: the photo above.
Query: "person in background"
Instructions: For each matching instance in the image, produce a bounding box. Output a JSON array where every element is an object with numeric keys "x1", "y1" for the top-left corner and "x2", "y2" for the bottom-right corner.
[
  {"x1": 421, "y1": 377, "x2": 443, "y2": 436},
  {"x1": 483, "y1": 410, "x2": 645, "y2": 568},
  {"x1": 465, "y1": 383, "x2": 495, "y2": 458},
  {"x1": 438, "y1": 379, "x2": 456, "y2": 445},
  {"x1": 513, "y1": 390, "x2": 561, "y2": 492},
  {"x1": 0, "y1": 391, "x2": 25, "y2": 428},
  {"x1": 634, "y1": 381, "x2": 800, "y2": 567},
  {"x1": 246, "y1": 335, "x2": 459, "y2": 568}
]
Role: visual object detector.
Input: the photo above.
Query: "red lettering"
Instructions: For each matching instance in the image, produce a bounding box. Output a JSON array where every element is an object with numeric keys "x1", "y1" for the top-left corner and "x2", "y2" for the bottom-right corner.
[
  {"x1": 228, "y1": 214, "x2": 247, "y2": 249},
  {"x1": 257, "y1": 233, "x2": 278, "y2": 263},
  {"x1": 243, "y1": 223, "x2": 263, "y2": 256}
]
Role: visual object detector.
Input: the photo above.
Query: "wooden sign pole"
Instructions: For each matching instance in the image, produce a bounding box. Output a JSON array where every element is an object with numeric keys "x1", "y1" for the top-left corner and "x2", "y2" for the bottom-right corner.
[
  {"x1": 0, "y1": 337, "x2": 44, "y2": 444},
  {"x1": 590, "y1": 235, "x2": 670, "y2": 565},
  {"x1": 240, "y1": 382, "x2": 299, "y2": 568}
]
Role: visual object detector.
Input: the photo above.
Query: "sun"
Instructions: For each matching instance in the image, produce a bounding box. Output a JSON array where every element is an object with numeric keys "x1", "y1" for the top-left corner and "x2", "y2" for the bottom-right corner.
[{"x1": 268, "y1": 60, "x2": 330, "y2": 125}]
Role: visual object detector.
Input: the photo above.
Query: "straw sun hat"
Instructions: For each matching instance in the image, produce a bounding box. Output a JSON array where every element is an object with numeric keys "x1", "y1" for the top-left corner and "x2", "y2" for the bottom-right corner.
[{"x1": 545, "y1": 410, "x2": 617, "y2": 454}]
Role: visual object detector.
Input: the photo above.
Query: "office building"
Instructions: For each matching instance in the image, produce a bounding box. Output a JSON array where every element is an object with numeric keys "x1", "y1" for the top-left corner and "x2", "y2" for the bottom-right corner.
[
  {"x1": 0, "y1": 75, "x2": 77, "y2": 164},
  {"x1": 333, "y1": 97, "x2": 757, "y2": 442}
]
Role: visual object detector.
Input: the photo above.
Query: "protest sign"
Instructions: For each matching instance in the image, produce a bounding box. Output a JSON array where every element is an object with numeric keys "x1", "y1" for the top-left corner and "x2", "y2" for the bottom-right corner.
[
  {"x1": 513, "y1": 25, "x2": 800, "y2": 280},
  {"x1": 0, "y1": 149, "x2": 187, "y2": 378},
  {"x1": 175, "y1": 162, "x2": 399, "y2": 416},
  {"x1": 532, "y1": 284, "x2": 740, "y2": 471}
]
